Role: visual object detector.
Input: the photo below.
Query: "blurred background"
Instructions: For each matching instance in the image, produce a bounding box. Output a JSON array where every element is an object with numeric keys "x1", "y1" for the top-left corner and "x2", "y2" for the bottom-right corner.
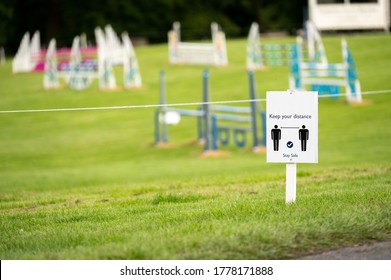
[
  {"x1": 0, "y1": 0, "x2": 311, "y2": 51},
  {"x1": 1, "y1": 0, "x2": 390, "y2": 56}
]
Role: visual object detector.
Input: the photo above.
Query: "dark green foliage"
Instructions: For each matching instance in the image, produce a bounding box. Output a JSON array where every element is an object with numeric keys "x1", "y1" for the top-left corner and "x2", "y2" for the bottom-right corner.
[{"x1": 3, "y1": 0, "x2": 307, "y2": 51}]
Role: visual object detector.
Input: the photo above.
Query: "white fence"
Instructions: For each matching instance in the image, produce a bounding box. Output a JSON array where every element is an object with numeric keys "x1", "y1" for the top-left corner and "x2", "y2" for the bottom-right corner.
[
  {"x1": 290, "y1": 38, "x2": 362, "y2": 104},
  {"x1": 44, "y1": 25, "x2": 142, "y2": 91},
  {"x1": 246, "y1": 21, "x2": 327, "y2": 70},
  {"x1": 168, "y1": 22, "x2": 228, "y2": 66},
  {"x1": 12, "y1": 31, "x2": 41, "y2": 73}
]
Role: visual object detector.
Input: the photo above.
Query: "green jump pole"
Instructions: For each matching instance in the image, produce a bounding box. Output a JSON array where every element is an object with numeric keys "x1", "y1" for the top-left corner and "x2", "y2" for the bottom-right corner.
[
  {"x1": 203, "y1": 69, "x2": 212, "y2": 153},
  {"x1": 156, "y1": 70, "x2": 168, "y2": 144},
  {"x1": 248, "y1": 70, "x2": 260, "y2": 151}
]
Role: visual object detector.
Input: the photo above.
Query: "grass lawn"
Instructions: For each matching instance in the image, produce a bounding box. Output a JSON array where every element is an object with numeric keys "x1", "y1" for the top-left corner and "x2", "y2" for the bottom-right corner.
[{"x1": 0, "y1": 33, "x2": 390, "y2": 259}]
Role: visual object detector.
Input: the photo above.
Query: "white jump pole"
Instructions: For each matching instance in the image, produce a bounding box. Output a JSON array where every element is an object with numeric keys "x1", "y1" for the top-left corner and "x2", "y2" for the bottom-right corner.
[{"x1": 286, "y1": 163, "x2": 297, "y2": 203}]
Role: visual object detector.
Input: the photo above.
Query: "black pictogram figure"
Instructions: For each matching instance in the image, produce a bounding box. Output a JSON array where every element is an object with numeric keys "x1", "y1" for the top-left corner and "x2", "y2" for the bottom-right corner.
[
  {"x1": 271, "y1": 125, "x2": 281, "y2": 151},
  {"x1": 299, "y1": 125, "x2": 309, "y2": 151}
]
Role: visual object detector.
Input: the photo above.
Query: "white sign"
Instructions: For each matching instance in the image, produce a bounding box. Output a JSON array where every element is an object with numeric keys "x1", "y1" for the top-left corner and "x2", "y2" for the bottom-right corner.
[{"x1": 266, "y1": 91, "x2": 318, "y2": 163}]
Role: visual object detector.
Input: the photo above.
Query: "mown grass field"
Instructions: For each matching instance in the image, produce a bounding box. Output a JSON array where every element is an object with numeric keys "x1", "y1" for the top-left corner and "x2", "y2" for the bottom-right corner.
[{"x1": 0, "y1": 33, "x2": 390, "y2": 259}]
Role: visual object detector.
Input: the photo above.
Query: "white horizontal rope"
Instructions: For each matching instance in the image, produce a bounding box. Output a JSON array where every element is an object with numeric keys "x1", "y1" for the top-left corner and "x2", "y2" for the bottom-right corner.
[
  {"x1": 317, "y1": 89, "x2": 391, "y2": 99},
  {"x1": 0, "y1": 89, "x2": 390, "y2": 114},
  {"x1": 0, "y1": 99, "x2": 265, "y2": 114}
]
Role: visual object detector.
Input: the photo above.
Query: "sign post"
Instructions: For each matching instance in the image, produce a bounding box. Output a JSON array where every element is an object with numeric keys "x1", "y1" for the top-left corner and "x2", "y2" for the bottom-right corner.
[
  {"x1": 286, "y1": 163, "x2": 297, "y2": 203},
  {"x1": 266, "y1": 91, "x2": 318, "y2": 203}
]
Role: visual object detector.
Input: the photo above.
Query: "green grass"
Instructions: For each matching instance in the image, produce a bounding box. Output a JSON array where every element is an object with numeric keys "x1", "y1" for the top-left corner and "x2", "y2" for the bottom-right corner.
[{"x1": 0, "y1": 33, "x2": 391, "y2": 259}]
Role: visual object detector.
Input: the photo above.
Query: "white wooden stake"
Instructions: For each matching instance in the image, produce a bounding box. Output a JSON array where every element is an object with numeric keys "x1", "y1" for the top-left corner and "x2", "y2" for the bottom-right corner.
[{"x1": 286, "y1": 163, "x2": 296, "y2": 203}]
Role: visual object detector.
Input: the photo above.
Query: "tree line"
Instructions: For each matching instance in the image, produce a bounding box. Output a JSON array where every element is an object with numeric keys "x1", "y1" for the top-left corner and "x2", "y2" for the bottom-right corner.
[{"x1": 0, "y1": 0, "x2": 307, "y2": 52}]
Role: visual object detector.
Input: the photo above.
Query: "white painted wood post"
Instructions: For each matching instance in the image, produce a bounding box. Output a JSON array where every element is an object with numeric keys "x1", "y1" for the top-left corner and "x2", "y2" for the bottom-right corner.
[{"x1": 286, "y1": 163, "x2": 296, "y2": 203}]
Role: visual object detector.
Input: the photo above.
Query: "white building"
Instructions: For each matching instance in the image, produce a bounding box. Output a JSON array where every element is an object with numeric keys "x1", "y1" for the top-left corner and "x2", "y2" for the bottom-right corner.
[{"x1": 308, "y1": 0, "x2": 390, "y2": 31}]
